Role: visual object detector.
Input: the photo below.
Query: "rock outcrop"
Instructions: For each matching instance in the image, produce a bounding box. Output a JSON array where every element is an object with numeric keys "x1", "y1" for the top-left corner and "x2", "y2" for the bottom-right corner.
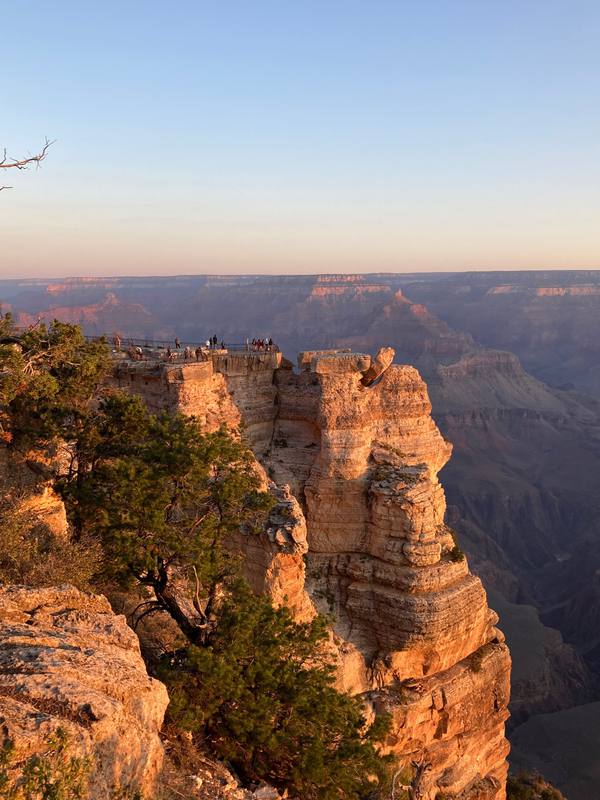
[
  {"x1": 112, "y1": 350, "x2": 319, "y2": 622},
  {"x1": 232, "y1": 482, "x2": 316, "y2": 622},
  {"x1": 0, "y1": 585, "x2": 169, "y2": 798},
  {"x1": 269, "y1": 350, "x2": 510, "y2": 798},
  {"x1": 115, "y1": 347, "x2": 511, "y2": 799},
  {"x1": 360, "y1": 345, "x2": 395, "y2": 386}
]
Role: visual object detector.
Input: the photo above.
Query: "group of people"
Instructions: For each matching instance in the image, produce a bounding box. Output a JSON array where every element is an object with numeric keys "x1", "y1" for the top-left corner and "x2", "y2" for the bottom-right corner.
[
  {"x1": 161, "y1": 334, "x2": 223, "y2": 362},
  {"x1": 114, "y1": 331, "x2": 280, "y2": 362},
  {"x1": 164, "y1": 344, "x2": 206, "y2": 362},
  {"x1": 204, "y1": 335, "x2": 225, "y2": 349},
  {"x1": 249, "y1": 337, "x2": 276, "y2": 351},
  {"x1": 111, "y1": 335, "x2": 144, "y2": 361}
]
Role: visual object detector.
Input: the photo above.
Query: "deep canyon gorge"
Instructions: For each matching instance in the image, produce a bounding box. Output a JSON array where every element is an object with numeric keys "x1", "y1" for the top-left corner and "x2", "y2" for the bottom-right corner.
[{"x1": 3, "y1": 270, "x2": 600, "y2": 798}]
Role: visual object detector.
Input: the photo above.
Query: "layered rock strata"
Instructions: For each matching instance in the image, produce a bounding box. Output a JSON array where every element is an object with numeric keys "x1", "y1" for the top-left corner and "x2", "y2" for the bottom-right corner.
[
  {"x1": 0, "y1": 585, "x2": 169, "y2": 798},
  {"x1": 112, "y1": 351, "x2": 315, "y2": 621},
  {"x1": 112, "y1": 350, "x2": 282, "y2": 450},
  {"x1": 114, "y1": 347, "x2": 511, "y2": 799}
]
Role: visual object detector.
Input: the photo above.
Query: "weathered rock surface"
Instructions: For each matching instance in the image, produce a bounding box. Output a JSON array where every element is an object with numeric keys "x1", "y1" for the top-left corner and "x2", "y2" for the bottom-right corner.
[
  {"x1": 231, "y1": 483, "x2": 316, "y2": 622},
  {"x1": 270, "y1": 352, "x2": 510, "y2": 798},
  {"x1": 113, "y1": 351, "x2": 316, "y2": 620},
  {"x1": 116, "y1": 347, "x2": 511, "y2": 799},
  {"x1": 360, "y1": 345, "x2": 395, "y2": 385},
  {"x1": 0, "y1": 585, "x2": 169, "y2": 798},
  {"x1": 0, "y1": 446, "x2": 68, "y2": 539}
]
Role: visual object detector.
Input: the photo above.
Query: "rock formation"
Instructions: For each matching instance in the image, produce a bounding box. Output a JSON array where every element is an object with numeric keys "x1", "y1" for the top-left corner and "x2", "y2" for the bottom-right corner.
[
  {"x1": 0, "y1": 585, "x2": 169, "y2": 798},
  {"x1": 115, "y1": 346, "x2": 511, "y2": 799},
  {"x1": 360, "y1": 345, "x2": 395, "y2": 385}
]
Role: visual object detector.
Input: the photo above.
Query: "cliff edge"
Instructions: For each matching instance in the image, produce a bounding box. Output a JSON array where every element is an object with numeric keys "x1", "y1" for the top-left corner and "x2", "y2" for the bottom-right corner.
[{"x1": 0, "y1": 585, "x2": 169, "y2": 798}]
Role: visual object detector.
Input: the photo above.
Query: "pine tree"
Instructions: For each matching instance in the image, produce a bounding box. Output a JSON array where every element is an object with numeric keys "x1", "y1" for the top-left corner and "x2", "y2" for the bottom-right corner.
[
  {"x1": 0, "y1": 316, "x2": 110, "y2": 448},
  {"x1": 67, "y1": 396, "x2": 274, "y2": 643},
  {"x1": 162, "y1": 581, "x2": 390, "y2": 800}
]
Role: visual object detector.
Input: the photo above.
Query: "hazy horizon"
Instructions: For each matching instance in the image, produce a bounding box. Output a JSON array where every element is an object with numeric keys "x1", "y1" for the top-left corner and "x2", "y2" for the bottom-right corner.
[
  {"x1": 3, "y1": 1, "x2": 599, "y2": 278},
  {"x1": 3, "y1": 266, "x2": 600, "y2": 284}
]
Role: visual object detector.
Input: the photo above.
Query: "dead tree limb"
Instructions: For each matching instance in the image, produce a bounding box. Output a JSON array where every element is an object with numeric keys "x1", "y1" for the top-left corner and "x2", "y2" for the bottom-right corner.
[{"x1": 0, "y1": 138, "x2": 54, "y2": 190}]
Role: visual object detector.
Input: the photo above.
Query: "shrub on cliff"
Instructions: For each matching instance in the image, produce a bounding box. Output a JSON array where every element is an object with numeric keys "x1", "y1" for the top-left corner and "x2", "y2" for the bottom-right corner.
[
  {"x1": 0, "y1": 729, "x2": 145, "y2": 800},
  {"x1": 0, "y1": 317, "x2": 109, "y2": 585},
  {"x1": 63, "y1": 395, "x2": 274, "y2": 644},
  {"x1": 0, "y1": 503, "x2": 100, "y2": 588},
  {"x1": 0, "y1": 729, "x2": 90, "y2": 800}
]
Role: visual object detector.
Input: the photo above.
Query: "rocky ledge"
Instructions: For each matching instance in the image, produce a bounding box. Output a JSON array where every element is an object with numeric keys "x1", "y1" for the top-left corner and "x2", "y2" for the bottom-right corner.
[{"x1": 0, "y1": 585, "x2": 169, "y2": 798}]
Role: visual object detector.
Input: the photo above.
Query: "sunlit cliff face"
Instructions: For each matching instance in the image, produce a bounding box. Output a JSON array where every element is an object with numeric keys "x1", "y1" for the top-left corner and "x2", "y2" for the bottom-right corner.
[{"x1": 111, "y1": 347, "x2": 511, "y2": 799}]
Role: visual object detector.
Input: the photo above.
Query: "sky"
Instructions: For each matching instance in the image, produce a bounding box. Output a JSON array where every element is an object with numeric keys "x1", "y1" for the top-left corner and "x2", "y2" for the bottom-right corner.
[{"x1": 2, "y1": 0, "x2": 599, "y2": 278}]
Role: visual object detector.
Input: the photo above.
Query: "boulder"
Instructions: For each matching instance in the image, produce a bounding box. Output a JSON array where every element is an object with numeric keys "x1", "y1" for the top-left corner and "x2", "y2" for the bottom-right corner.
[
  {"x1": 0, "y1": 585, "x2": 169, "y2": 798},
  {"x1": 360, "y1": 345, "x2": 395, "y2": 386}
]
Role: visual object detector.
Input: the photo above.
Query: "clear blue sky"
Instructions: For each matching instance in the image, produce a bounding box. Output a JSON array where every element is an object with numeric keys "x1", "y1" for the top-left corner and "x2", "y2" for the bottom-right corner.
[{"x1": 2, "y1": 0, "x2": 599, "y2": 277}]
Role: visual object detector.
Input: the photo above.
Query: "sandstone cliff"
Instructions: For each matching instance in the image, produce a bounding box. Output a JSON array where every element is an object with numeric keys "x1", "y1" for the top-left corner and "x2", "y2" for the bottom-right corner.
[
  {"x1": 0, "y1": 585, "x2": 169, "y2": 798},
  {"x1": 116, "y1": 347, "x2": 511, "y2": 799}
]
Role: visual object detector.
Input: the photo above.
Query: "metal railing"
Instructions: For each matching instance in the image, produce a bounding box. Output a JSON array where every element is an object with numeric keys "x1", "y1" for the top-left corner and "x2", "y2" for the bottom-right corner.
[
  {"x1": 83, "y1": 335, "x2": 279, "y2": 361},
  {"x1": 85, "y1": 335, "x2": 250, "y2": 350}
]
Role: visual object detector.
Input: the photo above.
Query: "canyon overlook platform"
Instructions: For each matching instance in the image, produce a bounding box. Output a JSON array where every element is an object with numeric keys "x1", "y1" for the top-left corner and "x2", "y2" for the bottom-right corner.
[
  {"x1": 111, "y1": 346, "x2": 396, "y2": 447},
  {"x1": 112, "y1": 346, "x2": 511, "y2": 800}
]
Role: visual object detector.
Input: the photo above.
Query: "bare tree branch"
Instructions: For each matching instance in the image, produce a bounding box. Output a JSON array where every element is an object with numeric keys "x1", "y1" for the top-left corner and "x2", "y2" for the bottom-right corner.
[
  {"x1": 0, "y1": 138, "x2": 54, "y2": 190},
  {"x1": 0, "y1": 138, "x2": 54, "y2": 170}
]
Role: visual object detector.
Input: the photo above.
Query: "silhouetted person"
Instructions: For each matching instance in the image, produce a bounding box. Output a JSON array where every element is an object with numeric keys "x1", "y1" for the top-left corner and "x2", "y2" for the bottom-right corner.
[{"x1": 175, "y1": 337, "x2": 181, "y2": 349}]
